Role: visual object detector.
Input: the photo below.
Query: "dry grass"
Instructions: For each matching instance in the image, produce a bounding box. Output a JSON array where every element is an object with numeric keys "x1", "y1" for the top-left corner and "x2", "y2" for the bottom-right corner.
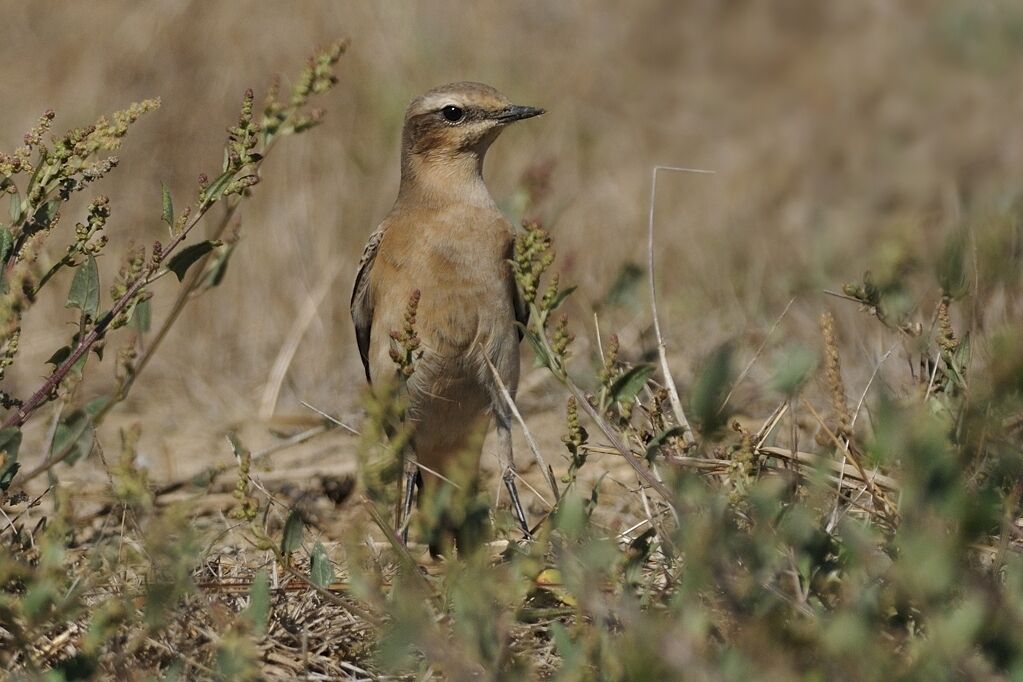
[{"x1": 3, "y1": 2, "x2": 1021, "y2": 438}]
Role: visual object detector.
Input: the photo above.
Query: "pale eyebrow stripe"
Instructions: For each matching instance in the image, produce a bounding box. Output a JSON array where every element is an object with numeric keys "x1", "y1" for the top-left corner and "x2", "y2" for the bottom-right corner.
[{"x1": 418, "y1": 93, "x2": 459, "y2": 111}]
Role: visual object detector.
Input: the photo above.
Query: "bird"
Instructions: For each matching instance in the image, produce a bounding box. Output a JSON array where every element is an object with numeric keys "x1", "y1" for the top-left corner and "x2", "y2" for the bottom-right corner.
[{"x1": 350, "y1": 82, "x2": 544, "y2": 549}]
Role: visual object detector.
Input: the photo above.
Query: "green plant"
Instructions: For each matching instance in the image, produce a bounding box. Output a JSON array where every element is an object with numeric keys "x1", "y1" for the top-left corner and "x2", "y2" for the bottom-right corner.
[
  {"x1": 345, "y1": 201, "x2": 1023, "y2": 680},
  {"x1": 0, "y1": 40, "x2": 348, "y2": 678}
]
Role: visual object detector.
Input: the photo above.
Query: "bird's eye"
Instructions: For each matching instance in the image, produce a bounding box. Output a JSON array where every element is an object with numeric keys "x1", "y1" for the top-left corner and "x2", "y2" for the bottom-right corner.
[{"x1": 441, "y1": 105, "x2": 464, "y2": 123}]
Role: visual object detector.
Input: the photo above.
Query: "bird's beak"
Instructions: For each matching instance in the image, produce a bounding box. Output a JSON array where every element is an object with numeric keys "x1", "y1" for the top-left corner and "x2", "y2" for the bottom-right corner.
[{"x1": 495, "y1": 104, "x2": 545, "y2": 123}]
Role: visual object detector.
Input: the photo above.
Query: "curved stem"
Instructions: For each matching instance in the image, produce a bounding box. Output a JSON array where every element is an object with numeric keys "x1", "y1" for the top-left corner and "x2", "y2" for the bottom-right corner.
[{"x1": 646, "y1": 165, "x2": 713, "y2": 446}]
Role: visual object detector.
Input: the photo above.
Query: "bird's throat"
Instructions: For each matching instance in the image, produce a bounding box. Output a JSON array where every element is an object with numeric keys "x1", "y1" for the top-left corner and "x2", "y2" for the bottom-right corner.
[{"x1": 398, "y1": 150, "x2": 496, "y2": 209}]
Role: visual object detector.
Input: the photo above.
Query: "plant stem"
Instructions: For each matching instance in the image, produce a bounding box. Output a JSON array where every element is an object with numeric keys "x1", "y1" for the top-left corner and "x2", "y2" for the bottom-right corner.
[
  {"x1": 3, "y1": 198, "x2": 217, "y2": 429},
  {"x1": 116, "y1": 200, "x2": 241, "y2": 401},
  {"x1": 528, "y1": 302, "x2": 677, "y2": 507},
  {"x1": 646, "y1": 166, "x2": 712, "y2": 446}
]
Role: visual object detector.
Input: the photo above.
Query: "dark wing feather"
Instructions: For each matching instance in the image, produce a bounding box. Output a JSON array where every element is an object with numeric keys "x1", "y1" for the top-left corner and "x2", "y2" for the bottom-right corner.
[{"x1": 351, "y1": 227, "x2": 385, "y2": 383}]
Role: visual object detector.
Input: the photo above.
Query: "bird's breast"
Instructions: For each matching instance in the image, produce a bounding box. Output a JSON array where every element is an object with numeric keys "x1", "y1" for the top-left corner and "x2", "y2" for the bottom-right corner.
[
  {"x1": 417, "y1": 246, "x2": 512, "y2": 355},
  {"x1": 369, "y1": 207, "x2": 518, "y2": 388}
]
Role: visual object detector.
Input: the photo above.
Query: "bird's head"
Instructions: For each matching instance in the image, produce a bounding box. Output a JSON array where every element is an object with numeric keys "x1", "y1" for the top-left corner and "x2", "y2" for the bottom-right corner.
[{"x1": 400, "y1": 82, "x2": 543, "y2": 172}]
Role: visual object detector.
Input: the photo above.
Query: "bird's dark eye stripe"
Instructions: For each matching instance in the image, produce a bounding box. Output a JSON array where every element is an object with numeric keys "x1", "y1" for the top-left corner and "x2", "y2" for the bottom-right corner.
[{"x1": 441, "y1": 105, "x2": 464, "y2": 123}]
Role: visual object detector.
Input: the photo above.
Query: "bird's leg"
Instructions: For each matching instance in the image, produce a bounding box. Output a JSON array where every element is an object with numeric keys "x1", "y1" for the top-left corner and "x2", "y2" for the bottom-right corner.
[
  {"x1": 495, "y1": 414, "x2": 531, "y2": 539},
  {"x1": 503, "y1": 469, "x2": 531, "y2": 540},
  {"x1": 398, "y1": 454, "x2": 419, "y2": 545}
]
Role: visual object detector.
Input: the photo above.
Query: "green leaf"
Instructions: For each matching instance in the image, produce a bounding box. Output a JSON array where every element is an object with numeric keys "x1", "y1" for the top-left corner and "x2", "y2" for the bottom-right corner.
[
  {"x1": 550, "y1": 622, "x2": 584, "y2": 672},
  {"x1": 84, "y1": 395, "x2": 112, "y2": 417},
  {"x1": 202, "y1": 171, "x2": 234, "y2": 204},
  {"x1": 66, "y1": 255, "x2": 100, "y2": 318},
  {"x1": 519, "y1": 324, "x2": 551, "y2": 369},
  {"x1": 309, "y1": 542, "x2": 335, "y2": 587},
  {"x1": 0, "y1": 427, "x2": 23, "y2": 490},
  {"x1": 951, "y1": 334, "x2": 972, "y2": 389},
  {"x1": 609, "y1": 364, "x2": 655, "y2": 405},
  {"x1": 553, "y1": 493, "x2": 586, "y2": 540},
  {"x1": 0, "y1": 462, "x2": 19, "y2": 490},
  {"x1": 0, "y1": 427, "x2": 22, "y2": 460},
  {"x1": 0, "y1": 227, "x2": 13, "y2": 263},
  {"x1": 160, "y1": 183, "x2": 174, "y2": 228},
  {"x1": 943, "y1": 349, "x2": 969, "y2": 391},
  {"x1": 245, "y1": 569, "x2": 270, "y2": 636},
  {"x1": 8, "y1": 192, "x2": 21, "y2": 224},
  {"x1": 46, "y1": 345, "x2": 72, "y2": 366},
  {"x1": 937, "y1": 228, "x2": 970, "y2": 299},
  {"x1": 50, "y1": 409, "x2": 95, "y2": 466},
  {"x1": 550, "y1": 285, "x2": 577, "y2": 311},
  {"x1": 644, "y1": 426, "x2": 686, "y2": 462},
  {"x1": 131, "y1": 298, "x2": 151, "y2": 333},
  {"x1": 72, "y1": 356, "x2": 91, "y2": 378},
  {"x1": 33, "y1": 200, "x2": 60, "y2": 229},
  {"x1": 280, "y1": 509, "x2": 305, "y2": 556},
  {"x1": 690, "y1": 342, "x2": 735, "y2": 438},
  {"x1": 227, "y1": 432, "x2": 249, "y2": 458},
  {"x1": 601, "y1": 262, "x2": 644, "y2": 309},
  {"x1": 167, "y1": 241, "x2": 217, "y2": 282},
  {"x1": 769, "y1": 345, "x2": 818, "y2": 397},
  {"x1": 190, "y1": 467, "x2": 218, "y2": 488},
  {"x1": 22, "y1": 582, "x2": 56, "y2": 620},
  {"x1": 203, "y1": 243, "x2": 236, "y2": 289},
  {"x1": 26, "y1": 152, "x2": 46, "y2": 194}
]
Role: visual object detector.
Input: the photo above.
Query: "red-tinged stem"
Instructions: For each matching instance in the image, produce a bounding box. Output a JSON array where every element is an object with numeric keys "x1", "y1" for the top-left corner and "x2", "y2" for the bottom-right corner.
[{"x1": 2, "y1": 200, "x2": 216, "y2": 430}]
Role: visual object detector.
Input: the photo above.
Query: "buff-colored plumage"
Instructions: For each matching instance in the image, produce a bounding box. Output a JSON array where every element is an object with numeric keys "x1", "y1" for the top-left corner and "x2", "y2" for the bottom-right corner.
[{"x1": 351, "y1": 82, "x2": 543, "y2": 541}]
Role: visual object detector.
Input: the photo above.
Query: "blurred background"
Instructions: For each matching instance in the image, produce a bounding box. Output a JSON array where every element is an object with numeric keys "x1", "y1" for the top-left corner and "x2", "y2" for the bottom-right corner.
[{"x1": 3, "y1": 1, "x2": 1022, "y2": 478}]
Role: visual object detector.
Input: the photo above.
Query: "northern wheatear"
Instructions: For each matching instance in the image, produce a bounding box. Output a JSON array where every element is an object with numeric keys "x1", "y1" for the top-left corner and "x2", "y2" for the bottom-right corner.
[{"x1": 351, "y1": 82, "x2": 544, "y2": 546}]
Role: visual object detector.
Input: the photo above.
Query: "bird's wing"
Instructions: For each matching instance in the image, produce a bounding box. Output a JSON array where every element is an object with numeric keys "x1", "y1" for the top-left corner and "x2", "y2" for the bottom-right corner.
[{"x1": 351, "y1": 226, "x2": 385, "y2": 383}]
